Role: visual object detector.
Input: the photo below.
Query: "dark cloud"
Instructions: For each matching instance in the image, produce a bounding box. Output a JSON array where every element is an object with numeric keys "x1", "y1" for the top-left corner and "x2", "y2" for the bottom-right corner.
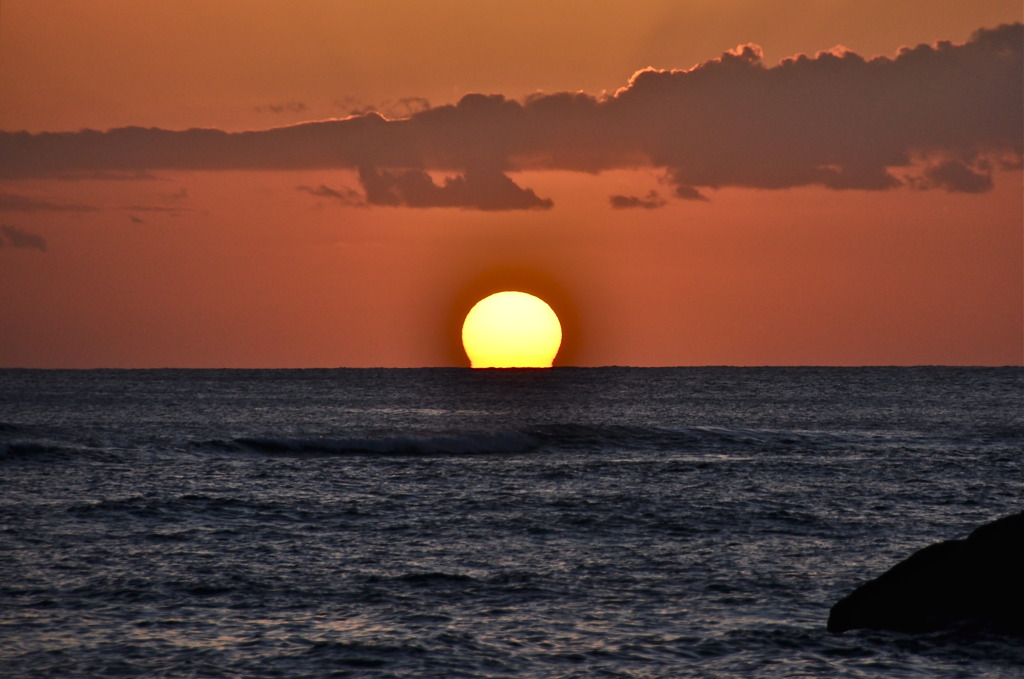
[
  {"x1": 333, "y1": 96, "x2": 432, "y2": 120},
  {"x1": 0, "y1": 192, "x2": 99, "y2": 212},
  {"x1": 1, "y1": 224, "x2": 47, "y2": 252},
  {"x1": 610, "y1": 191, "x2": 668, "y2": 209},
  {"x1": 254, "y1": 101, "x2": 309, "y2": 114},
  {"x1": 1, "y1": 24, "x2": 1019, "y2": 208},
  {"x1": 296, "y1": 183, "x2": 366, "y2": 207},
  {"x1": 915, "y1": 157, "x2": 994, "y2": 193},
  {"x1": 670, "y1": 183, "x2": 710, "y2": 202},
  {"x1": 392, "y1": 97, "x2": 432, "y2": 117},
  {"x1": 358, "y1": 167, "x2": 553, "y2": 210},
  {"x1": 333, "y1": 96, "x2": 376, "y2": 117}
]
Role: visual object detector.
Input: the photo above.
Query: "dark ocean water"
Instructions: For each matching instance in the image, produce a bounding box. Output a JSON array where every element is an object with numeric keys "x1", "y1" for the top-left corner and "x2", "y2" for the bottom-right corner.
[{"x1": 1, "y1": 367, "x2": 1021, "y2": 678}]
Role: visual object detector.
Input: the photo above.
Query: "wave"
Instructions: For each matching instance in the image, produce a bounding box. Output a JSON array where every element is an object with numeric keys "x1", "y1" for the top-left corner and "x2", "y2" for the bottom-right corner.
[
  {"x1": 0, "y1": 441, "x2": 65, "y2": 460},
  {"x1": 190, "y1": 423, "x2": 857, "y2": 460},
  {"x1": 3, "y1": 423, "x2": 854, "y2": 463},
  {"x1": 527, "y1": 422, "x2": 852, "y2": 453},
  {"x1": 204, "y1": 431, "x2": 540, "y2": 457},
  {"x1": 0, "y1": 440, "x2": 121, "y2": 463}
]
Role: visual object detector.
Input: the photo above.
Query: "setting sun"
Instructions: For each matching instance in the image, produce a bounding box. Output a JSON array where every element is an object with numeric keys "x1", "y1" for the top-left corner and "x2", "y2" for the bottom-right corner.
[{"x1": 461, "y1": 291, "x2": 562, "y2": 368}]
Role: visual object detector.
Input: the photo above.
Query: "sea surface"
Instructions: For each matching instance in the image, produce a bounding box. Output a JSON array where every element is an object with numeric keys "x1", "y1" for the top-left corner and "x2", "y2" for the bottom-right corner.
[{"x1": 1, "y1": 367, "x2": 1021, "y2": 678}]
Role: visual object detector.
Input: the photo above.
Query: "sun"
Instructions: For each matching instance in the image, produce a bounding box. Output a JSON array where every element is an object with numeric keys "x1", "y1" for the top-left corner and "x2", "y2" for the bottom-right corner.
[{"x1": 462, "y1": 291, "x2": 562, "y2": 368}]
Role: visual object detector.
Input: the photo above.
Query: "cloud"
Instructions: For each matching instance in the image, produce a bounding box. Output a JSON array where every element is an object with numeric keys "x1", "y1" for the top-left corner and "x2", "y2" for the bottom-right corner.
[
  {"x1": 1, "y1": 24, "x2": 1020, "y2": 208},
  {"x1": 610, "y1": 190, "x2": 668, "y2": 209},
  {"x1": 913, "y1": 157, "x2": 994, "y2": 193},
  {"x1": 0, "y1": 192, "x2": 98, "y2": 212},
  {"x1": 1, "y1": 224, "x2": 47, "y2": 252},
  {"x1": 333, "y1": 96, "x2": 432, "y2": 119},
  {"x1": 254, "y1": 101, "x2": 308, "y2": 114},
  {"x1": 391, "y1": 97, "x2": 432, "y2": 117},
  {"x1": 296, "y1": 183, "x2": 366, "y2": 207},
  {"x1": 333, "y1": 96, "x2": 377, "y2": 117},
  {"x1": 358, "y1": 167, "x2": 553, "y2": 210},
  {"x1": 668, "y1": 182, "x2": 710, "y2": 202}
]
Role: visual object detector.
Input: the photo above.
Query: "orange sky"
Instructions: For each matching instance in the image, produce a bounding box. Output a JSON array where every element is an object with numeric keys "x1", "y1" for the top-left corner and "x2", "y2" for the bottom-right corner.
[{"x1": 1, "y1": 1, "x2": 1021, "y2": 367}]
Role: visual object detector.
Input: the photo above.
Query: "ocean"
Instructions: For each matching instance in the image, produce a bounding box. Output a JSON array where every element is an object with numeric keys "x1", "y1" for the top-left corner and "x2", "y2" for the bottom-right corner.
[{"x1": 1, "y1": 367, "x2": 1021, "y2": 678}]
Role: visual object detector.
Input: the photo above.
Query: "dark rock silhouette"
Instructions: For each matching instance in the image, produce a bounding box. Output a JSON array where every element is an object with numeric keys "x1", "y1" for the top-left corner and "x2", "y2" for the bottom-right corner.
[{"x1": 828, "y1": 511, "x2": 1024, "y2": 635}]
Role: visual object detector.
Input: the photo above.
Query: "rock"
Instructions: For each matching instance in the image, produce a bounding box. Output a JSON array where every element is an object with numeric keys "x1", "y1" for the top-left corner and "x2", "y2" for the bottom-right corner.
[{"x1": 827, "y1": 511, "x2": 1024, "y2": 635}]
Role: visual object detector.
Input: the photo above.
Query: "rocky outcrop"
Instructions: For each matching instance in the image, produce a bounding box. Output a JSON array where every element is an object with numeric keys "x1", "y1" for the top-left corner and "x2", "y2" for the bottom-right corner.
[{"x1": 828, "y1": 511, "x2": 1024, "y2": 635}]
